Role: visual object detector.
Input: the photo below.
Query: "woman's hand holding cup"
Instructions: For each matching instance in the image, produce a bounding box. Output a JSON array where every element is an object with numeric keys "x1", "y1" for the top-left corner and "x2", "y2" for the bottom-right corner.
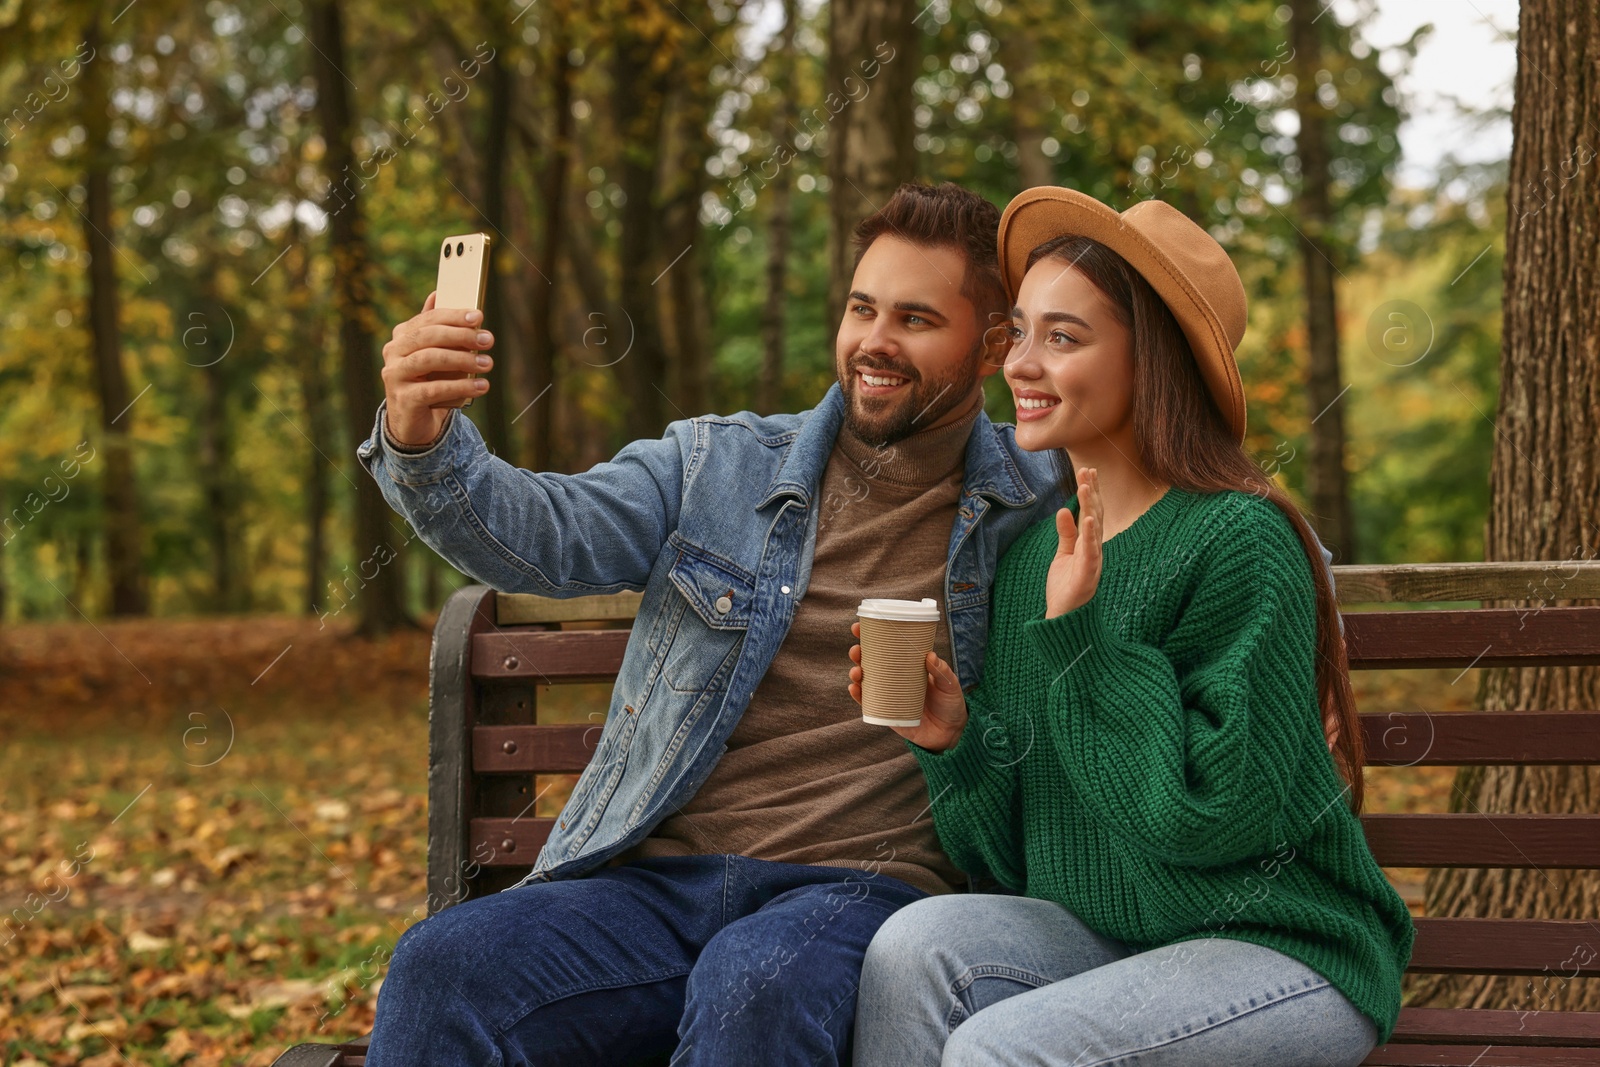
[{"x1": 848, "y1": 621, "x2": 968, "y2": 753}]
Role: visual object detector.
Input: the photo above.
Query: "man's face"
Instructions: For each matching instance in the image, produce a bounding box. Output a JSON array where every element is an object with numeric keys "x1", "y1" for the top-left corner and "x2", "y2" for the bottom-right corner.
[{"x1": 834, "y1": 236, "x2": 1004, "y2": 447}]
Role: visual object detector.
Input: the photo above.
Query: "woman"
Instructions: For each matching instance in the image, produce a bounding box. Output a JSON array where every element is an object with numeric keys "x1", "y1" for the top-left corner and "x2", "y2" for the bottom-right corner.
[{"x1": 846, "y1": 187, "x2": 1413, "y2": 1066}]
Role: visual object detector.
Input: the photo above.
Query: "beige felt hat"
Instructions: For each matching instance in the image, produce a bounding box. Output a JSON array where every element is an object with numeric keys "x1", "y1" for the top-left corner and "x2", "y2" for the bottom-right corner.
[{"x1": 997, "y1": 187, "x2": 1249, "y2": 443}]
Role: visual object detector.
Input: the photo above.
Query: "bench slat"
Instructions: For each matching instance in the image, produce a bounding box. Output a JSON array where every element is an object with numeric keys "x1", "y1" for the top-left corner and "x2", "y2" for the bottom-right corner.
[
  {"x1": 470, "y1": 819, "x2": 1600, "y2": 873},
  {"x1": 1362, "y1": 713, "x2": 1600, "y2": 766},
  {"x1": 474, "y1": 724, "x2": 600, "y2": 773},
  {"x1": 1344, "y1": 608, "x2": 1600, "y2": 669},
  {"x1": 471, "y1": 630, "x2": 628, "y2": 682},
  {"x1": 1362, "y1": 814, "x2": 1600, "y2": 868},
  {"x1": 1334, "y1": 561, "x2": 1600, "y2": 604},
  {"x1": 1409, "y1": 918, "x2": 1600, "y2": 976},
  {"x1": 472, "y1": 816, "x2": 555, "y2": 864},
  {"x1": 466, "y1": 608, "x2": 1600, "y2": 683},
  {"x1": 468, "y1": 715, "x2": 1600, "y2": 776},
  {"x1": 465, "y1": 715, "x2": 1600, "y2": 777},
  {"x1": 1363, "y1": 1047, "x2": 1600, "y2": 1065},
  {"x1": 491, "y1": 563, "x2": 1600, "y2": 619},
  {"x1": 496, "y1": 591, "x2": 644, "y2": 624},
  {"x1": 1386, "y1": 1007, "x2": 1600, "y2": 1047}
]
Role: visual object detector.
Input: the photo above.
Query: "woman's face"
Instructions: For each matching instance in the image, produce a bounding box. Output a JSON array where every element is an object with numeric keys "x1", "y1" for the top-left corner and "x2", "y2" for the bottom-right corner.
[{"x1": 1003, "y1": 259, "x2": 1135, "y2": 454}]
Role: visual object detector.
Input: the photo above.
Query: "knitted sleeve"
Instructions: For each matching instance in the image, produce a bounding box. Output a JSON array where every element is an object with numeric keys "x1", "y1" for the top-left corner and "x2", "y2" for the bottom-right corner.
[
  {"x1": 905, "y1": 523, "x2": 1049, "y2": 891},
  {"x1": 908, "y1": 686, "x2": 1027, "y2": 891},
  {"x1": 1021, "y1": 501, "x2": 1323, "y2": 868}
]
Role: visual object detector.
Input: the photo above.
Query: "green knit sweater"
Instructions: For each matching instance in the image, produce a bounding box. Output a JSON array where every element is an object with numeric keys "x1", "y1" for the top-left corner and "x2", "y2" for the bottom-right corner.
[{"x1": 912, "y1": 486, "x2": 1414, "y2": 1044}]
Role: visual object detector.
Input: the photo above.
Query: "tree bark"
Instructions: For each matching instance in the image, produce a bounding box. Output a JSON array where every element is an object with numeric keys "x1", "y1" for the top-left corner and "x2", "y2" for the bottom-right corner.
[
  {"x1": 290, "y1": 230, "x2": 330, "y2": 616},
  {"x1": 476, "y1": 10, "x2": 514, "y2": 459},
  {"x1": 611, "y1": 0, "x2": 673, "y2": 438},
  {"x1": 308, "y1": 0, "x2": 412, "y2": 636},
  {"x1": 1289, "y1": 0, "x2": 1356, "y2": 562},
  {"x1": 71, "y1": 529, "x2": 92, "y2": 611},
  {"x1": 826, "y1": 0, "x2": 917, "y2": 324},
  {"x1": 1408, "y1": 0, "x2": 1600, "y2": 1012},
  {"x1": 1001, "y1": 0, "x2": 1054, "y2": 190},
  {"x1": 758, "y1": 0, "x2": 798, "y2": 414},
  {"x1": 198, "y1": 338, "x2": 239, "y2": 612},
  {"x1": 79, "y1": 11, "x2": 147, "y2": 616},
  {"x1": 528, "y1": 0, "x2": 573, "y2": 471},
  {"x1": 659, "y1": 72, "x2": 716, "y2": 418}
]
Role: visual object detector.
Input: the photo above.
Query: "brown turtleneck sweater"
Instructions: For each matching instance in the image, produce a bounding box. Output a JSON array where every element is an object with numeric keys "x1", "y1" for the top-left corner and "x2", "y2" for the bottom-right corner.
[{"x1": 614, "y1": 393, "x2": 984, "y2": 896}]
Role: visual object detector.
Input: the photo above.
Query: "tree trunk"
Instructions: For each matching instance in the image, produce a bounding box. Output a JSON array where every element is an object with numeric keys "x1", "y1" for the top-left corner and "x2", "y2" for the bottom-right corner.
[
  {"x1": 308, "y1": 0, "x2": 412, "y2": 636},
  {"x1": 71, "y1": 530, "x2": 92, "y2": 611},
  {"x1": 0, "y1": 495, "x2": 8, "y2": 622},
  {"x1": 1289, "y1": 0, "x2": 1356, "y2": 562},
  {"x1": 79, "y1": 11, "x2": 147, "y2": 616},
  {"x1": 611, "y1": 0, "x2": 673, "y2": 438},
  {"x1": 290, "y1": 230, "x2": 330, "y2": 616},
  {"x1": 1002, "y1": 0, "x2": 1054, "y2": 190},
  {"x1": 1408, "y1": 0, "x2": 1600, "y2": 1013},
  {"x1": 759, "y1": 0, "x2": 798, "y2": 414},
  {"x1": 423, "y1": 546, "x2": 441, "y2": 615},
  {"x1": 826, "y1": 0, "x2": 917, "y2": 324},
  {"x1": 527, "y1": 0, "x2": 573, "y2": 471},
  {"x1": 476, "y1": 11, "x2": 514, "y2": 460},
  {"x1": 199, "y1": 342, "x2": 238, "y2": 612},
  {"x1": 660, "y1": 76, "x2": 715, "y2": 418}
]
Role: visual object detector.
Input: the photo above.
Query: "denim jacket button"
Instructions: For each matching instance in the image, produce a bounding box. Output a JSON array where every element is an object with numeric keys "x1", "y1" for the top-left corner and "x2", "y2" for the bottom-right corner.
[
  {"x1": 780, "y1": 585, "x2": 791, "y2": 594},
  {"x1": 714, "y1": 595, "x2": 732, "y2": 614}
]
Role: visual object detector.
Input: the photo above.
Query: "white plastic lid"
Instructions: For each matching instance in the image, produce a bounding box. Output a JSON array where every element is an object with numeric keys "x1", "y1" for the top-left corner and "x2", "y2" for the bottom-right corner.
[{"x1": 857, "y1": 597, "x2": 940, "y2": 622}]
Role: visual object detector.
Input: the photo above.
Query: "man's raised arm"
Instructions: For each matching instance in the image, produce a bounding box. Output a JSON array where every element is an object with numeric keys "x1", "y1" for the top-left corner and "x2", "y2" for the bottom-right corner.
[{"x1": 356, "y1": 295, "x2": 685, "y2": 596}]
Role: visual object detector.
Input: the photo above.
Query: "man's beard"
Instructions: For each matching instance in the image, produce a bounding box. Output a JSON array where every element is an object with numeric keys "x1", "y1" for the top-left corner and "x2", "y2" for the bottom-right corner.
[{"x1": 840, "y1": 342, "x2": 983, "y2": 447}]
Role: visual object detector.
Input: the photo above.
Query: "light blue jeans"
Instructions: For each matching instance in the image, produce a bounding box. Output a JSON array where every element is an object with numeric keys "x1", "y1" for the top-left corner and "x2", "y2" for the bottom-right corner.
[{"x1": 855, "y1": 894, "x2": 1378, "y2": 1067}]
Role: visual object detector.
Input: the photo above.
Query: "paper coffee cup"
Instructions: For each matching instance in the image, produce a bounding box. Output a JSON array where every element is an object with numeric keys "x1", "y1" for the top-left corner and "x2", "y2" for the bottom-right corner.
[{"x1": 857, "y1": 598, "x2": 940, "y2": 727}]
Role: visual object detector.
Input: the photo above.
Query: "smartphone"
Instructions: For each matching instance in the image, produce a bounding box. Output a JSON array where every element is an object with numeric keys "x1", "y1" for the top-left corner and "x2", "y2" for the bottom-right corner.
[{"x1": 434, "y1": 232, "x2": 493, "y2": 408}]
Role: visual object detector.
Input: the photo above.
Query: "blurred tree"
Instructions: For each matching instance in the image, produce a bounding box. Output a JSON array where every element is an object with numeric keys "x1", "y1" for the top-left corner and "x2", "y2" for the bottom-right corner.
[
  {"x1": 525, "y1": 0, "x2": 575, "y2": 471},
  {"x1": 1289, "y1": 0, "x2": 1355, "y2": 561},
  {"x1": 78, "y1": 7, "x2": 148, "y2": 615},
  {"x1": 609, "y1": 0, "x2": 678, "y2": 437},
  {"x1": 308, "y1": 0, "x2": 411, "y2": 635},
  {"x1": 658, "y1": 11, "x2": 723, "y2": 418},
  {"x1": 1410, "y1": 0, "x2": 1600, "y2": 1014},
  {"x1": 826, "y1": 0, "x2": 916, "y2": 321},
  {"x1": 288, "y1": 225, "x2": 332, "y2": 615},
  {"x1": 758, "y1": 0, "x2": 798, "y2": 414}
]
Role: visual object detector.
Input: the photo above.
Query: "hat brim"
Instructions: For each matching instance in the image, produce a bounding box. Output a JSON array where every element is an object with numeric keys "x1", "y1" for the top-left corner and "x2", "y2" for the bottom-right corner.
[{"x1": 997, "y1": 187, "x2": 1247, "y2": 443}]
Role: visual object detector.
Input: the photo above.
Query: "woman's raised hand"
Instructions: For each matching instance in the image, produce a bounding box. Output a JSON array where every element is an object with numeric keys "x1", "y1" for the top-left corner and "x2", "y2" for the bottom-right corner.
[
  {"x1": 1046, "y1": 466, "x2": 1105, "y2": 618},
  {"x1": 848, "y1": 621, "x2": 969, "y2": 753}
]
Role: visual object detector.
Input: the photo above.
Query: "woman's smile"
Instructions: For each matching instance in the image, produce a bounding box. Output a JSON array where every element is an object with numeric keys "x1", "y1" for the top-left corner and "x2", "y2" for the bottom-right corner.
[{"x1": 1013, "y1": 388, "x2": 1062, "y2": 421}]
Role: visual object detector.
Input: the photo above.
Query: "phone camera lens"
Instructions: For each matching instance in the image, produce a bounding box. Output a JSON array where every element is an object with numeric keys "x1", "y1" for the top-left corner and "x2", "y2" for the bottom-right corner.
[
  {"x1": 456, "y1": 241, "x2": 465, "y2": 256},
  {"x1": 443, "y1": 243, "x2": 452, "y2": 258}
]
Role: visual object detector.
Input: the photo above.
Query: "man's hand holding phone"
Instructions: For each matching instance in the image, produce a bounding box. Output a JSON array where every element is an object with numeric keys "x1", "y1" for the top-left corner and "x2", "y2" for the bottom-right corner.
[{"x1": 380, "y1": 291, "x2": 494, "y2": 447}]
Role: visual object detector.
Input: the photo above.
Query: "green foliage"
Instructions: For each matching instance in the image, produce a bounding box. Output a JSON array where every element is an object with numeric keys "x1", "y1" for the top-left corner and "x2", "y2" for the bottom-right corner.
[{"x1": 0, "y1": 0, "x2": 1503, "y2": 620}]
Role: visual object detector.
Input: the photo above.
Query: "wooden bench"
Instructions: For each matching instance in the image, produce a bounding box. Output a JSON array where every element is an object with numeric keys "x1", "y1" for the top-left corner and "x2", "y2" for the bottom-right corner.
[{"x1": 272, "y1": 561, "x2": 1600, "y2": 1067}]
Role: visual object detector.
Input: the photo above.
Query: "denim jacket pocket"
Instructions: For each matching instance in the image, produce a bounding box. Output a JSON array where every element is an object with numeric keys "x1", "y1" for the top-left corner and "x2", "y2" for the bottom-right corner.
[{"x1": 660, "y1": 534, "x2": 755, "y2": 693}]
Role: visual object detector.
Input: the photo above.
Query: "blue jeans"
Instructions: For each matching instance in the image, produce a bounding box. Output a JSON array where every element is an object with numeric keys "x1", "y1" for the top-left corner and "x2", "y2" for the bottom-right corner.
[
  {"x1": 365, "y1": 854, "x2": 927, "y2": 1067},
  {"x1": 855, "y1": 894, "x2": 1378, "y2": 1067}
]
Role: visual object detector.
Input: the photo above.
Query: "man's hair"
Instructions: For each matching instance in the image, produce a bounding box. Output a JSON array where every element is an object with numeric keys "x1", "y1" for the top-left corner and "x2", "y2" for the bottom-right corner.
[{"x1": 850, "y1": 181, "x2": 1008, "y2": 326}]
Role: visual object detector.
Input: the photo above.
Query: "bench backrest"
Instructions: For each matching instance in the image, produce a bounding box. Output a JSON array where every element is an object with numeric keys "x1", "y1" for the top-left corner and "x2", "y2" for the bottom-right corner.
[{"x1": 427, "y1": 561, "x2": 1600, "y2": 993}]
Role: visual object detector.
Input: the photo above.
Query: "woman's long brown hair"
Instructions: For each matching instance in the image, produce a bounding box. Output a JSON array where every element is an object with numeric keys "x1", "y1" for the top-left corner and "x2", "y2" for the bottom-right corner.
[{"x1": 1025, "y1": 235, "x2": 1365, "y2": 811}]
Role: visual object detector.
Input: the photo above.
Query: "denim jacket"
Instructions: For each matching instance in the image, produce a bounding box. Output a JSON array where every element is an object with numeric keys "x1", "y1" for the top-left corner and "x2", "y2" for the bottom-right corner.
[
  {"x1": 356, "y1": 383, "x2": 1066, "y2": 887},
  {"x1": 357, "y1": 385, "x2": 1336, "y2": 889}
]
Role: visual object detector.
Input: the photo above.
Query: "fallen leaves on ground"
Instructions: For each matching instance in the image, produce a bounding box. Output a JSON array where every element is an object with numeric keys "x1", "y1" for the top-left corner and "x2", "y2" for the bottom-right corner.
[{"x1": 1, "y1": 614, "x2": 436, "y2": 1065}]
